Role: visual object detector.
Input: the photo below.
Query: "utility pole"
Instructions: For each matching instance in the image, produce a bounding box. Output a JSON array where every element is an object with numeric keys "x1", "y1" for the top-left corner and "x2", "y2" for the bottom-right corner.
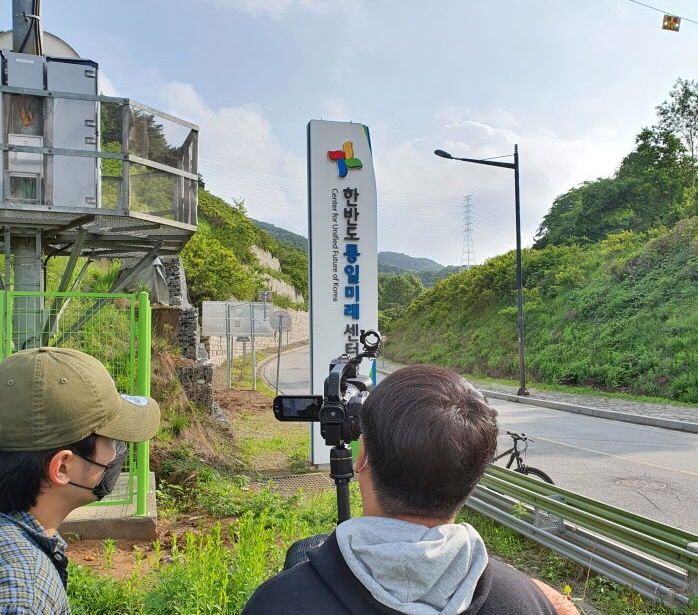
[
  {"x1": 13, "y1": 0, "x2": 43, "y2": 55},
  {"x1": 434, "y1": 146, "x2": 528, "y2": 396},
  {"x1": 9, "y1": 0, "x2": 45, "y2": 349},
  {"x1": 461, "y1": 195, "x2": 476, "y2": 271}
]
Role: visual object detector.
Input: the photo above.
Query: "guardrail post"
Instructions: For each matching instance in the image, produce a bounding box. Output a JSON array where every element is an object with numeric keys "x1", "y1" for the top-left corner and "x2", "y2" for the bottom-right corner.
[
  {"x1": 534, "y1": 494, "x2": 566, "y2": 534},
  {"x1": 688, "y1": 542, "x2": 698, "y2": 597}
]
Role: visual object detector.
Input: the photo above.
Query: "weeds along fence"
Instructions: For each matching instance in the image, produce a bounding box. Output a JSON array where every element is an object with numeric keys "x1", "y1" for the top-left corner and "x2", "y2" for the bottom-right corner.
[
  {"x1": 470, "y1": 465, "x2": 698, "y2": 609},
  {"x1": 0, "y1": 290, "x2": 153, "y2": 516}
]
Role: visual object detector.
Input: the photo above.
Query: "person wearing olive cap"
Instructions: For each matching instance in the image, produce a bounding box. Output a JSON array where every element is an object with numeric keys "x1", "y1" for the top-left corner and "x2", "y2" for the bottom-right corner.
[{"x1": 0, "y1": 347, "x2": 160, "y2": 614}]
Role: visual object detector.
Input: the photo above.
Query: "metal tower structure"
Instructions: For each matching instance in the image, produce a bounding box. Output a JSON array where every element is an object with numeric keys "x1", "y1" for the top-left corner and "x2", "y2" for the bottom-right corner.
[
  {"x1": 460, "y1": 195, "x2": 476, "y2": 270},
  {"x1": 1, "y1": 0, "x2": 199, "y2": 349}
]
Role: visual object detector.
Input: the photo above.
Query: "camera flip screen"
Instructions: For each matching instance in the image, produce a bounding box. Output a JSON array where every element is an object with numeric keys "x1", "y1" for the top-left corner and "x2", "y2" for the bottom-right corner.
[{"x1": 273, "y1": 395, "x2": 323, "y2": 421}]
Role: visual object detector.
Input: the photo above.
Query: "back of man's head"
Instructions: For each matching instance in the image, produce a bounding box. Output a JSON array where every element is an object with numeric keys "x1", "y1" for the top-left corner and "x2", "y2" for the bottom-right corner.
[{"x1": 360, "y1": 365, "x2": 498, "y2": 520}]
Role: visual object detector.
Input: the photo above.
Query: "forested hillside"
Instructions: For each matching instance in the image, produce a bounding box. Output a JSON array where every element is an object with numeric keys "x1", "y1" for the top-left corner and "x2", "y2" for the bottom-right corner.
[
  {"x1": 251, "y1": 219, "x2": 309, "y2": 252},
  {"x1": 388, "y1": 79, "x2": 698, "y2": 403},
  {"x1": 378, "y1": 251, "x2": 443, "y2": 272},
  {"x1": 249, "y1": 221, "x2": 458, "y2": 287},
  {"x1": 181, "y1": 190, "x2": 308, "y2": 308}
]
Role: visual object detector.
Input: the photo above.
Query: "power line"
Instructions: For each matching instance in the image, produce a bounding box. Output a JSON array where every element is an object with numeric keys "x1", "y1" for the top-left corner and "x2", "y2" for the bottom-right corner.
[{"x1": 624, "y1": 0, "x2": 698, "y2": 25}]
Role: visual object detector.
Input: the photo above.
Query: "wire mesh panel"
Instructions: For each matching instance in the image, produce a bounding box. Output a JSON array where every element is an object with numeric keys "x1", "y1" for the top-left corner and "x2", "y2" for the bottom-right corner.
[{"x1": 0, "y1": 291, "x2": 151, "y2": 511}]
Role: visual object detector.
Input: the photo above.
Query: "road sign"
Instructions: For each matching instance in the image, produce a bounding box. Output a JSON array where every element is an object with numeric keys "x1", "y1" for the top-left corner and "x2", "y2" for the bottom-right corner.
[
  {"x1": 270, "y1": 310, "x2": 291, "y2": 333},
  {"x1": 201, "y1": 301, "x2": 228, "y2": 336},
  {"x1": 202, "y1": 301, "x2": 274, "y2": 338}
]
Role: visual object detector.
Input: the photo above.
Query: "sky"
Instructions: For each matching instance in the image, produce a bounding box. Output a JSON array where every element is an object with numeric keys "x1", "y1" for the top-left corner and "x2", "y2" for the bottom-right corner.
[{"x1": 11, "y1": 0, "x2": 698, "y2": 266}]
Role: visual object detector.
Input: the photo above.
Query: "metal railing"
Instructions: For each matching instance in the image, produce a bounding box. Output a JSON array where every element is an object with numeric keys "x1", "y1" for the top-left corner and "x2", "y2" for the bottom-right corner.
[
  {"x1": 0, "y1": 290, "x2": 153, "y2": 516},
  {"x1": 469, "y1": 465, "x2": 698, "y2": 608},
  {"x1": 0, "y1": 85, "x2": 198, "y2": 228}
]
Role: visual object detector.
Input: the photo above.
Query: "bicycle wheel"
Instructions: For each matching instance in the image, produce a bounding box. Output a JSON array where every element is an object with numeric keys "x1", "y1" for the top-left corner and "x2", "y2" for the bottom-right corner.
[{"x1": 515, "y1": 466, "x2": 554, "y2": 484}]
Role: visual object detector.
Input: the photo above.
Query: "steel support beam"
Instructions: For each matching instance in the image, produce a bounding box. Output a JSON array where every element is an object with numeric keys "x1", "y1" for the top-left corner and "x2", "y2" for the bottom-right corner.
[{"x1": 54, "y1": 244, "x2": 161, "y2": 347}]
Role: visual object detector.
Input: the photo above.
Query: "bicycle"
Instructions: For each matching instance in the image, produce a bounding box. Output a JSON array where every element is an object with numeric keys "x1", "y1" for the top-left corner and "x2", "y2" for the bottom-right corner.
[{"x1": 492, "y1": 431, "x2": 554, "y2": 483}]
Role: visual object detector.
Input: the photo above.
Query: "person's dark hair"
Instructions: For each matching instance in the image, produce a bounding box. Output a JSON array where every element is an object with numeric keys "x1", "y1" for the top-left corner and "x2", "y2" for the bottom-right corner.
[
  {"x1": 360, "y1": 365, "x2": 498, "y2": 519},
  {"x1": 0, "y1": 434, "x2": 98, "y2": 512}
]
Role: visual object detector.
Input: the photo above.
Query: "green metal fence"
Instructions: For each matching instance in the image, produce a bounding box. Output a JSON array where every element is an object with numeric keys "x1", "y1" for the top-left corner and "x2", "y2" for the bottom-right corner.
[{"x1": 0, "y1": 290, "x2": 153, "y2": 516}]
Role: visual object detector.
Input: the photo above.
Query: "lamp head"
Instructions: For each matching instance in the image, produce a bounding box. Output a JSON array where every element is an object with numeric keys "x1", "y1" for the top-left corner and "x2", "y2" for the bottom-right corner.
[{"x1": 434, "y1": 149, "x2": 453, "y2": 159}]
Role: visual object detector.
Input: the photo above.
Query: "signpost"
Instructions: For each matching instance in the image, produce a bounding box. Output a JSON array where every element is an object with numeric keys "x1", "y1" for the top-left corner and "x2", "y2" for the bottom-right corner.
[
  {"x1": 270, "y1": 310, "x2": 291, "y2": 394},
  {"x1": 257, "y1": 290, "x2": 273, "y2": 320},
  {"x1": 237, "y1": 336, "x2": 250, "y2": 382}
]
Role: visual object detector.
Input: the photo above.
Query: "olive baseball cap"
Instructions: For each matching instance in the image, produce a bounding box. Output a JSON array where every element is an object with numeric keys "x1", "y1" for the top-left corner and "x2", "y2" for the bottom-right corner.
[{"x1": 0, "y1": 347, "x2": 161, "y2": 451}]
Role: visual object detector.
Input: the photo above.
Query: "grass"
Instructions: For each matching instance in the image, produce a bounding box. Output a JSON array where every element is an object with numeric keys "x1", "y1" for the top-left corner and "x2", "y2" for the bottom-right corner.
[
  {"x1": 67, "y1": 360, "x2": 693, "y2": 615},
  {"x1": 68, "y1": 476, "x2": 692, "y2": 615},
  {"x1": 235, "y1": 427, "x2": 310, "y2": 474},
  {"x1": 466, "y1": 372, "x2": 698, "y2": 408},
  {"x1": 68, "y1": 485, "x2": 357, "y2": 614},
  {"x1": 386, "y1": 222, "x2": 698, "y2": 404},
  {"x1": 383, "y1": 354, "x2": 698, "y2": 409}
]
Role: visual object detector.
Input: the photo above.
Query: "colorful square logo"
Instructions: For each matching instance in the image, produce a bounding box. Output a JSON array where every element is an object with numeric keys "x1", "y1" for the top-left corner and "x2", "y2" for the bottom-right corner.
[{"x1": 328, "y1": 141, "x2": 363, "y2": 178}]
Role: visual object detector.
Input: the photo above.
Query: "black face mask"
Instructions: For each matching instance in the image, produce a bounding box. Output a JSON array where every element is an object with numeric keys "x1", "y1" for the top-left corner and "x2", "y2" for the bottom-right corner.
[{"x1": 69, "y1": 440, "x2": 128, "y2": 501}]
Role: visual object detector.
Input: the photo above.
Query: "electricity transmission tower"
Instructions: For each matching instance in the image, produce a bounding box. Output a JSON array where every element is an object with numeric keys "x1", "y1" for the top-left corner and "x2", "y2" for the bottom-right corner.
[{"x1": 461, "y1": 195, "x2": 476, "y2": 270}]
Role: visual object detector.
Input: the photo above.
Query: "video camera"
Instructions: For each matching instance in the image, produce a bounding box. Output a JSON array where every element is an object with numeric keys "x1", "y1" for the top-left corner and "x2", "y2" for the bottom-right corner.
[{"x1": 272, "y1": 329, "x2": 381, "y2": 447}]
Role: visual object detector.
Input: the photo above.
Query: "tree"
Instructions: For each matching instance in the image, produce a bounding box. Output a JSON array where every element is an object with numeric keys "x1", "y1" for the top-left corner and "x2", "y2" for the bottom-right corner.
[
  {"x1": 657, "y1": 78, "x2": 698, "y2": 187},
  {"x1": 535, "y1": 124, "x2": 694, "y2": 248},
  {"x1": 617, "y1": 127, "x2": 692, "y2": 223},
  {"x1": 181, "y1": 233, "x2": 256, "y2": 306},
  {"x1": 378, "y1": 273, "x2": 424, "y2": 310}
]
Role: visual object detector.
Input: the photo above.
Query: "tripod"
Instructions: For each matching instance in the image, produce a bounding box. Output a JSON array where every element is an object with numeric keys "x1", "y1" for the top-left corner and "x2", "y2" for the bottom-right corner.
[{"x1": 330, "y1": 444, "x2": 354, "y2": 523}]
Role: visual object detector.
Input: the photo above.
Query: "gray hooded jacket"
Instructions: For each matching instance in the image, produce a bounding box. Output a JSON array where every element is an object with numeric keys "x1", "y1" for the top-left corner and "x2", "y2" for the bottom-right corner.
[
  {"x1": 240, "y1": 524, "x2": 559, "y2": 615},
  {"x1": 336, "y1": 517, "x2": 489, "y2": 615}
]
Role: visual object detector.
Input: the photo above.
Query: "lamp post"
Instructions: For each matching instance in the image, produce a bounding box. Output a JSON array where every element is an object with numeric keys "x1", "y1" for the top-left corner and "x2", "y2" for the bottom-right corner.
[{"x1": 434, "y1": 145, "x2": 528, "y2": 396}]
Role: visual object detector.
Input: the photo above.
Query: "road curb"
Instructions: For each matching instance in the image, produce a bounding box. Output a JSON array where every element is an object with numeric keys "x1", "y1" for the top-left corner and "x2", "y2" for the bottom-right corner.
[
  {"x1": 376, "y1": 367, "x2": 698, "y2": 434},
  {"x1": 257, "y1": 343, "x2": 309, "y2": 392},
  {"x1": 478, "y1": 390, "x2": 698, "y2": 434}
]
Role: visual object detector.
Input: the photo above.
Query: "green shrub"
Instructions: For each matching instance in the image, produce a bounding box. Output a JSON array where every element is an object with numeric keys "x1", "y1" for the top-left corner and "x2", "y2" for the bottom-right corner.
[
  {"x1": 388, "y1": 218, "x2": 698, "y2": 402},
  {"x1": 181, "y1": 233, "x2": 256, "y2": 305}
]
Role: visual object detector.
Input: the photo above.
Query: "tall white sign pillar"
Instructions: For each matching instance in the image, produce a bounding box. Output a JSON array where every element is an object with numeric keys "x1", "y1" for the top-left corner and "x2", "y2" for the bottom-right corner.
[{"x1": 307, "y1": 120, "x2": 378, "y2": 465}]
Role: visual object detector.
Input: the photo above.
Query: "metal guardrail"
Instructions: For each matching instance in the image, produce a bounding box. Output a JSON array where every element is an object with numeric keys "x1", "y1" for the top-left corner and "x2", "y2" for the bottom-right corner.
[{"x1": 469, "y1": 466, "x2": 698, "y2": 609}]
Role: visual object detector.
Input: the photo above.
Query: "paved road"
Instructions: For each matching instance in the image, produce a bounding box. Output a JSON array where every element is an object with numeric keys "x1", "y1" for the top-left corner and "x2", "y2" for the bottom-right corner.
[
  {"x1": 265, "y1": 347, "x2": 698, "y2": 533},
  {"x1": 490, "y1": 399, "x2": 697, "y2": 533}
]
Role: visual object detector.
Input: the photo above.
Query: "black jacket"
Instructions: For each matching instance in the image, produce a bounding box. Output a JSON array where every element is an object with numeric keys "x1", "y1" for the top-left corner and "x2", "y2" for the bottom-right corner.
[{"x1": 240, "y1": 532, "x2": 558, "y2": 615}]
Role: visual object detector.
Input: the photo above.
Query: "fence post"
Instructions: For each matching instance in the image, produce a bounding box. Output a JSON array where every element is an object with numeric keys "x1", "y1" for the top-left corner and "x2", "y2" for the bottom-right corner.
[
  {"x1": 0, "y1": 291, "x2": 4, "y2": 360},
  {"x1": 4, "y1": 291, "x2": 13, "y2": 358},
  {"x1": 135, "y1": 292, "x2": 152, "y2": 516},
  {"x1": 688, "y1": 542, "x2": 698, "y2": 598}
]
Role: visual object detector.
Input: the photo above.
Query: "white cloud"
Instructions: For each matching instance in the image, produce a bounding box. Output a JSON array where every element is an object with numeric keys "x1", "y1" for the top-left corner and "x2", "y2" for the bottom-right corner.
[
  {"x1": 159, "y1": 82, "x2": 308, "y2": 236},
  {"x1": 370, "y1": 108, "x2": 630, "y2": 266},
  {"x1": 131, "y1": 79, "x2": 631, "y2": 267},
  {"x1": 320, "y1": 98, "x2": 353, "y2": 121},
  {"x1": 98, "y1": 73, "x2": 119, "y2": 97}
]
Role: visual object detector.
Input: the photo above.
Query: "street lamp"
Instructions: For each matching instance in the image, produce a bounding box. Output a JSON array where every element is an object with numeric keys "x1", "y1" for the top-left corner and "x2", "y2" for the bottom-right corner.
[{"x1": 434, "y1": 145, "x2": 528, "y2": 396}]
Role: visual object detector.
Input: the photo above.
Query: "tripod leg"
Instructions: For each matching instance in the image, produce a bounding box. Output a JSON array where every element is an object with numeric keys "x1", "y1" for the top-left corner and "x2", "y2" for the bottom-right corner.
[
  {"x1": 336, "y1": 482, "x2": 351, "y2": 523},
  {"x1": 330, "y1": 445, "x2": 354, "y2": 524}
]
